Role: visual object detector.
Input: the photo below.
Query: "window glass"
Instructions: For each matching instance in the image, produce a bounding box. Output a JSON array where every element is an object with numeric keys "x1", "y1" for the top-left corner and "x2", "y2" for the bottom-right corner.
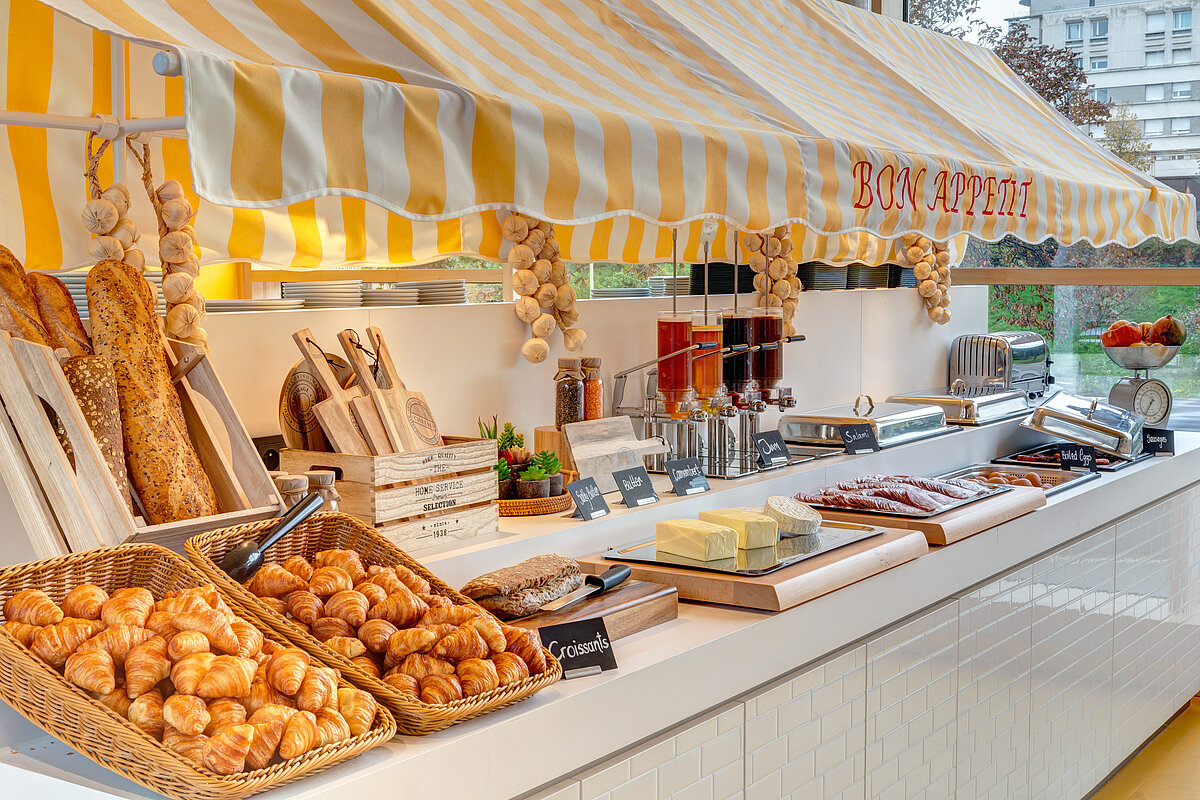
[
  {"x1": 1092, "y1": 87, "x2": 1109, "y2": 102},
  {"x1": 1175, "y1": 9, "x2": 1192, "y2": 30},
  {"x1": 1067, "y1": 20, "x2": 1083, "y2": 40},
  {"x1": 1147, "y1": 50, "x2": 1166, "y2": 65},
  {"x1": 1172, "y1": 118, "x2": 1190, "y2": 135},
  {"x1": 1173, "y1": 83, "x2": 1192, "y2": 99},
  {"x1": 1073, "y1": 55, "x2": 1084, "y2": 69},
  {"x1": 1148, "y1": 12, "x2": 1165, "y2": 32},
  {"x1": 1147, "y1": 84, "x2": 1166, "y2": 101},
  {"x1": 1174, "y1": 48, "x2": 1192, "y2": 63},
  {"x1": 1091, "y1": 56, "x2": 1108, "y2": 70},
  {"x1": 1146, "y1": 119, "x2": 1165, "y2": 136},
  {"x1": 1091, "y1": 18, "x2": 1108, "y2": 37}
]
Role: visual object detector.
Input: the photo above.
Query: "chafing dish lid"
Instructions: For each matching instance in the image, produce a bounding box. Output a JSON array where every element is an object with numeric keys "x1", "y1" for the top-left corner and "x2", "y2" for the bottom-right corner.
[
  {"x1": 778, "y1": 394, "x2": 948, "y2": 445},
  {"x1": 1020, "y1": 391, "x2": 1144, "y2": 459},
  {"x1": 889, "y1": 385, "x2": 1030, "y2": 420}
]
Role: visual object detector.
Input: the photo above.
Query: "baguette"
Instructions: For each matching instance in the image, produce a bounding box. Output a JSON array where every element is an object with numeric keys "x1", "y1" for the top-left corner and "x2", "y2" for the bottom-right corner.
[
  {"x1": 60, "y1": 355, "x2": 132, "y2": 512},
  {"x1": 86, "y1": 258, "x2": 216, "y2": 524},
  {"x1": 0, "y1": 245, "x2": 50, "y2": 344},
  {"x1": 26, "y1": 271, "x2": 91, "y2": 357}
]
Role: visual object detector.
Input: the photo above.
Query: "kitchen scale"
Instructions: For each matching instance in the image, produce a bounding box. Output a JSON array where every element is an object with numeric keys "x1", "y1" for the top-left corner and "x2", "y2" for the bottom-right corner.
[{"x1": 1104, "y1": 345, "x2": 1179, "y2": 427}]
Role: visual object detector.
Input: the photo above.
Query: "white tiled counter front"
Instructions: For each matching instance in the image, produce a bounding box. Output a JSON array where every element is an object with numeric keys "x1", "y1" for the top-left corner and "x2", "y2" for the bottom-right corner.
[{"x1": 2, "y1": 428, "x2": 1200, "y2": 800}]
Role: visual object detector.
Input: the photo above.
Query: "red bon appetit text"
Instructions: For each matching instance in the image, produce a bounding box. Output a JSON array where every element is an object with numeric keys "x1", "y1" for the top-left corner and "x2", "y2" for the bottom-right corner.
[{"x1": 851, "y1": 161, "x2": 1032, "y2": 218}]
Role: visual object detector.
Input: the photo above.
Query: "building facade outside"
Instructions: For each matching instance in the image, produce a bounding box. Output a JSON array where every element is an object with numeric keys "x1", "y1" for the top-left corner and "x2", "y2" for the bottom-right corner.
[{"x1": 1017, "y1": 0, "x2": 1199, "y2": 188}]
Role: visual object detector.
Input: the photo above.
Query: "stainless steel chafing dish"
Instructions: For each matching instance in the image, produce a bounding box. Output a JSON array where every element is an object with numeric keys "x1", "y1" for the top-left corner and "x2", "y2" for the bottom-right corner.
[
  {"x1": 888, "y1": 380, "x2": 1031, "y2": 425},
  {"x1": 778, "y1": 394, "x2": 955, "y2": 448},
  {"x1": 1020, "y1": 391, "x2": 1144, "y2": 460}
]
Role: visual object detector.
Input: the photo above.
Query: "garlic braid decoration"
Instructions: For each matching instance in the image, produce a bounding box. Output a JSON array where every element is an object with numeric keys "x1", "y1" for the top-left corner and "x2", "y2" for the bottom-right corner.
[
  {"x1": 900, "y1": 234, "x2": 952, "y2": 325},
  {"x1": 81, "y1": 135, "x2": 147, "y2": 274},
  {"x1": 745, "y1": 226, "x2": 800, "y2": 336},
  {"x1": 504, "y1": 213, "x2": 586, "y2": 363}
]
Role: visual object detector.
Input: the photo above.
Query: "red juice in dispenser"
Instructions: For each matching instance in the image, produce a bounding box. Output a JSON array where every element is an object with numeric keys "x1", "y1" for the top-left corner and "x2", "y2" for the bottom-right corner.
[{"x1": 656, "y1": 312, "x2": 693, "y2": 417}]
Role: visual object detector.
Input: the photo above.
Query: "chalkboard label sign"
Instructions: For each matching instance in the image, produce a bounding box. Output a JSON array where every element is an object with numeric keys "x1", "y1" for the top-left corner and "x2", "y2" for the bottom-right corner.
[
  {"x1": 753, "y1": 430, "x2": 791, "y2": 467},
  {"x1": 840, "y1": 424, "x2": 880, "y2": 454},
  {"x1": 1058, "y1": 443, "x2": 1097, "y2": 472},
  {"x1": 665, "y1": 457, "x2": 710, "y2": 496},
  {"x1": 567, "y1": 477, "x2": 610, "y2": 521},
  {"x1": 1143, "y1": 427, "x2": 1175, "y2": 456},
  {"x1": 539, "y1": 617, "x2": 617, "y2": 673},
  {"x1": 613, "y1": 465, "x2": 659, "y2": 507}
]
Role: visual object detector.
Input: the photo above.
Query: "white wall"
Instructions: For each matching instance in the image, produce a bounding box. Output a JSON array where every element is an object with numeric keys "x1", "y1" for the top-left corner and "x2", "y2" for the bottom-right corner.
[{"x1": 200, "y1": 286, "x2": 988, "y2": 442}]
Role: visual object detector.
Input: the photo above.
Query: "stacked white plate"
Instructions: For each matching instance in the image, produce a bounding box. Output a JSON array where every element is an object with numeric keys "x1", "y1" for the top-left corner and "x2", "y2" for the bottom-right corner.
[
  {"x1": 592, "y1": 286, "x2": 651, "y2": 299},
  {"x1": 362, "y1": 288, "x2": 420, "y2": 307},
  {"x1": 393, "y1": 279, "x2": 468, "y2": 305},
  {"x1": 648, "y1": 276, "x2": 691, "y2": 297},
  {"x1": 206, "y1": 299, "x2": 305, "y2": 312},
  {"x1": 282, "y1": 280, "x2": 363, "y2": 308},
  {"x1": 60, "y1": 270, "x2": 165, "y2": 319}
]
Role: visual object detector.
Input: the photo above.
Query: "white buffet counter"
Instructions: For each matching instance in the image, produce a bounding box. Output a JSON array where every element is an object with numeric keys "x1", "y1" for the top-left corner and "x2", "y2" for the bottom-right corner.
[{"x1": 2, "y1": 420, "x2": 1198, "y2": 800}]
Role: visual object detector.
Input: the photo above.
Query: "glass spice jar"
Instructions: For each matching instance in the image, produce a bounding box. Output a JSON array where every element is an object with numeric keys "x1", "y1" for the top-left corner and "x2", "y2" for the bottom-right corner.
[
  {"x1": 555, "y1": 358, "x2": 585, "y2": 429},
  {"x1": 582, "y1": 357, "x2": 603, "y2": 420}
]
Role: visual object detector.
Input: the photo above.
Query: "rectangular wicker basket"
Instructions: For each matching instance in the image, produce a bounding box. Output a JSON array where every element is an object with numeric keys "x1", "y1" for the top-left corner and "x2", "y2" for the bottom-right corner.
[
  {"x1": 185, "y1": 512, "x2": 562, "y2": 735},
  {"x1": 0, "y1": 543, "x2": 396, "y2": 800}
]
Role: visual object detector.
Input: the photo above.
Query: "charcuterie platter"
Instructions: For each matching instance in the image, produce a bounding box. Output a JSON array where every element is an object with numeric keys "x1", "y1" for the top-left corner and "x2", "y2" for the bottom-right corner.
[{"x1": 793, "y1": 474, "x2": 1009, "y2": 518}]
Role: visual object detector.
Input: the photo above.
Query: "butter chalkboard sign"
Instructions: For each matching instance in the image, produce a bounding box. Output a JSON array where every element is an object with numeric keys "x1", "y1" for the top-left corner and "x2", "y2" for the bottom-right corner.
[
  {"x1": 665, "y1": 457, "x2": 710, "y2": 495},
  {"x1": 840, "y1": 424, "x2": 880, "y2": 454},
  {"x1": 613, "y1": 465, "x2": 659, "y2": 507},
  {"x1": 1058, "y1": 443, "x2": 1097, "y2": 472},
  {"x1": 567, "y1": 477, "x2": 610, "y2": 521},
  {"x1": 1143, "y1": 427, "x2": 1175, "y2": 455},
  {"x1": 752, "y1": 430, "x2": 791, "y2": 467}
]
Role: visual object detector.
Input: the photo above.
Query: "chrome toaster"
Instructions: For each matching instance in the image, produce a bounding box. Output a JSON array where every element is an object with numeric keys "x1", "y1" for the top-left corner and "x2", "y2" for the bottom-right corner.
[{"x1": 948, "y1": 331, "x2": 1054, "y2": 397}]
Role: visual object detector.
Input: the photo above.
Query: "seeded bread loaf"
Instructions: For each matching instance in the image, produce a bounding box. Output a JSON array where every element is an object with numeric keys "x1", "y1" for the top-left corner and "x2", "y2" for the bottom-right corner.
[
  {"x1": 460, "y1": 554, "x2": 582, "y2": 619},
  {"x1": 60, "y1": 355, "x2": 132, "y2": 512}
]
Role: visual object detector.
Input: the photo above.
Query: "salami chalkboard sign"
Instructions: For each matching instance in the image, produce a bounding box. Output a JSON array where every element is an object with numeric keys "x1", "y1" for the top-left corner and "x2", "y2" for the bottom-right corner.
[
  {"x1": 1142, "y1": 428, "x2": 1175, "y2": 456},
  {"x1": 665, "y1": 458, "x2": 710, "y2": 496},
  {"x1": 1057, "y1": 443, "x2": 1097, "y2": 472},
  {"x1": 567, "y1": 477, "x2": 610, "y2": 521},
  {"x1": 613, "y1": 465, "x2": 659, "y2": 507},
  {"x1": 840, "y1": 424, "x2": 880, "y2": 454}
]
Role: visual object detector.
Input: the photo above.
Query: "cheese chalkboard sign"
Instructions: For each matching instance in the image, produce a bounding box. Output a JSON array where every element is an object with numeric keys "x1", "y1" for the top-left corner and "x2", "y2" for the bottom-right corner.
[{"x1": 665, "y1": 457, "x2": 710, "y2": 496}]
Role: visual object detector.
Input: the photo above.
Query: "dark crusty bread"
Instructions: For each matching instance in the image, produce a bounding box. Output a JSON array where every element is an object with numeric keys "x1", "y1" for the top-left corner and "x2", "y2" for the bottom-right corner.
[
  {"x1": 87, "y1": 258, "x2": 216, "y2": 524},
  {"x1": 460, "y1": 554, "x2": 580, "y2": 599},
  {"x1": 26, "y1": 271, "x2": 91, "y2": 357},
  {"x1": 474, "y1": 572, "x2": 584, "y2": 619},
  {"x1": 0, "y1": 245, "x2": 50, "y2": 344}
]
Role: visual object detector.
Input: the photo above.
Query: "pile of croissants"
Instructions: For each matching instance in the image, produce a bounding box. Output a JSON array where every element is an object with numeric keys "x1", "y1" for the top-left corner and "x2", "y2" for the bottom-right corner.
[
  {"x1": 243, "y1": 550, "x2": 548, "y2": 705},
  {"x1": 746, "y1": 228, "x2": 801, "y2": 337},
  {"x1": 505, "y1": 213, "x2": 587, "y2": 363},
  {"x1": 2, "y1": 582, "x2": 380, "y2": 775},
  {"x1": 900, "y1": 234, "x2": 953, "y2": 325}
]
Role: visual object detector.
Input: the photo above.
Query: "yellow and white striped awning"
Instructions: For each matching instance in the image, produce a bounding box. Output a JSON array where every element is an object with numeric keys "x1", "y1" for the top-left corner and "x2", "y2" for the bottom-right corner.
[{"x1": 4, "y1": 0, "x2": 1196, "y2": 272}]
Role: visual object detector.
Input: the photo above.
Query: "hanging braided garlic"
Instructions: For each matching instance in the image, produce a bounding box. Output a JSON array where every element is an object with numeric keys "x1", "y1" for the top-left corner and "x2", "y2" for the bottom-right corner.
[
  {"x1": 900, "y1": 234, "x2": 952, "y2": 325},
  {"x1": 746, "y1": 226, "x2": 800, "y2": 337},
  {"x1": 505, "y1": 213, "x2": 585, "y2": 362},
  {"x1": 80, "y1": 183, "x2": 146, "y2": 273}
]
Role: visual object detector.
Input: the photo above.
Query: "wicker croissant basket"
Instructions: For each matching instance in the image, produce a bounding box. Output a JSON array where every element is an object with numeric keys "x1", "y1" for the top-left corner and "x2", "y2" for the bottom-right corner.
[
  {"x1": 0, "y1": 543, "x2": 396, "y2": 800},
  {"x1": 185, "y1": 512, "x2": 562, "y2": 735}
]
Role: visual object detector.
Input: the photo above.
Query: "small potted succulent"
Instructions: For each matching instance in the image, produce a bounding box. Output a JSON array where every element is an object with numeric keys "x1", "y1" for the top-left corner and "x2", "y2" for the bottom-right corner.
[
  {"x1": 516, "y1": 464, "x2": 551, "y2": 499},
  {"x1": 535, "y1": 450, "x2": 564, "y2": 496},
  {"x1": 497, "y1": 422, "x2": 533, "y2": 475},
  {"x1": 494, "y1": 457, "x2": 514, "y2": 500}
]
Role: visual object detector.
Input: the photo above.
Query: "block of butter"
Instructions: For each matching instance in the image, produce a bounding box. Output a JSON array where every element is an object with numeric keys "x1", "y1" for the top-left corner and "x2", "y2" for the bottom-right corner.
[
  {"x1": 656, "y1": 519, "x2": 738, "y2": 561},
  {"x1": 699, "y1": 509, "x2": 779, "y2": 549}
]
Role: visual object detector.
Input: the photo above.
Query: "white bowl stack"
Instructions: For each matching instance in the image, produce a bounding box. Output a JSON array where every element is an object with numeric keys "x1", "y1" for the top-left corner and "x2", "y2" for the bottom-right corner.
[{"x1": 282, "y1": 280, "x2": 364, "y2": 308}]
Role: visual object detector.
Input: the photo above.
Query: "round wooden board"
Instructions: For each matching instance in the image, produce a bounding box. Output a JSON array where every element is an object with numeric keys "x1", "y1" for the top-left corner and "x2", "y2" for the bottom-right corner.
[{"x1": 278, "y1": 354, "x2": 357, "y2": 451}]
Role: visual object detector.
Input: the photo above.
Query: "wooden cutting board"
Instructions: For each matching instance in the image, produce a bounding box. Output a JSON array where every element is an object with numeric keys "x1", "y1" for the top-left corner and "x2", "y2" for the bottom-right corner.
[
  {"x1": 562, "y1": 417, "x2": 668, "y2": 493},
  {"x1": 337, "y1": 329, "x2": 401, "y2": 455},
  {"x1": 292, "y1": 329, "x2": 381, "y2": 455},
  {"x1": 577, "y1": 528, "x2": 928, "y2": 612},
  {"x1": 278, "y1": 355, "x2": 357, "y2": 452},
  {"x1": 510, "y1": 580, "x2": 678, "y2": 641},
  {"x1": 366, "y1": 326, "x2": 443, "y2": 450},
  {"x1": 815, "y1": 486, "x2": 1046, "y2": 546}
]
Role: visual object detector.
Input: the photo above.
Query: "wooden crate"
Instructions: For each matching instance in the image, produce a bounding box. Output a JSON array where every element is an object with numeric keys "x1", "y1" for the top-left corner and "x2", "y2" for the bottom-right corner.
[
  {"x1": 0, "y1": 332, "x2": 284, "y2": 557},
  {"x1": 279, "y1": 435, "x2": 499, "y2": 551}
]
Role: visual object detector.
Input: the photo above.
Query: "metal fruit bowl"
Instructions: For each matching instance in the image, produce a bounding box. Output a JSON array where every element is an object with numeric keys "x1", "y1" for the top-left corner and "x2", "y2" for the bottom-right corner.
[{"x1": 1103, "y1": 344, "x2": 1180, "y2": 370}]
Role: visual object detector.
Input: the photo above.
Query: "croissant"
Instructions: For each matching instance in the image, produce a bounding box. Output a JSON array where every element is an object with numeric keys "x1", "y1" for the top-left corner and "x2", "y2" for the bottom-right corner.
[
  {"x1": 314, "y1": 707, "x2": 352, "y2": 746},
  {"x1": 83, "y1": 624, "x2": 155, "y2": 667},
  {"x1": 284, "y1": 591, "x2": 323, "y2": 625},
  {"x1": 311, "y1": 616, "x2": 353, "y2": 642},
  {"x1": 431, "y1": 625, "x2": 489, "y2": 661},
  {"x1": 398, "y1": 653, "x2": 455, "y2": 681},
  {"x1": 422, "y1": 623, "x2": 457, "y2": 641},
  {"x1": 197, "y1": 655, "x2": 257, "y2": 699},
  {"x1": 324, "y1": 636, "x2": 367, "y2": 660},
  {"x1": 3, "y1": 620, "x2": 42, "y2": 647},
  {"x1": 491, "y1": 652, "x2": 531, "y2": 686},
  {"x1": 280, "y1": 556, "x2": 315, "y2": 582},
  {"x1": 384, "y1": 628, "x2": 439, "y2": 669},
  {"x1": 420, "y1": 604, "x2": 479, "y2": 627},
  {"x1": 381, "y1": 669, "x2": 419, "y2": 698},
  {"x1": 167, "y1": 630, "x2": 210, "y2": 662},
  {"x1": 337, "y1": 687, "x2": 377, "y2": 736},
  {"x1": 357, "y1": 619, "x2": 397, "y2": 654},
  {"x1": 368, "y1": 589, "x2": 428, "y2": 628},
  {"x1": 314, "y1": 550, "x2": 366, "y2": 583},
  {"x1": 172, "y1": 609, "x2": 240, "y2": 654},
  {"x1": 308, "y1": 567, "x2": 353, "y2": 598},
  {"x1": 266, "y1": 648, "x2": 310, "y2": 695},
  {"x1": 163, "y1": 726, "x2": 208, "y2": 767},
  {"x1": 324, "y1": 590, "x2": 369, "y2": 628},
  {"x1": 203, "y1": 722, "x2": 255, "y2": 775},
  {"x1": 503, "y1": 626, "x2": 548, "y2": 675},
  {"x1": 128, "y1": 689, "x2": 165, "y2": 737},
  {"x1": 31, "y1": 621, "x2": 103, "y2": 668},
  {"x1": 164, "y1": 693, "x2": 211, "y2": 736},
  {"x1": 367, "y1": 568, "x2": 406, "y2": 596},
  {"x1": 154, "y1": 594, "x2": 211, "y2": 616},
  {"x1": 350, "y1": 655, "x2": 382, "y2": 679},
  {"x1": 243, "y1": 678, "x2": 290, "y2": 716},
  {"x1": 61, "y1": 584, "x2": 109, "y2": 620},
  {"x1": 4, "y1": 589, "x2": 63, "y2": 626},
  {"x1": 204, "y1": 698, "x2": 247, "y2": 737},
  {"x1": 100, "y1": 587, "x2": 154, "y2": 627},
  {"x1": 420, "y1": 593, "x2": 452, "y2": 610},
  {"x1": 279, "y1": 710, "x2": 319, "y2": 759},
  {"x1": 245, "y1": 564, "x2": 307, "y2": 598},
  {"x1": 354, "y1": 582, "x2": 387, "y2": 607},
  {"x1": 456, "y1": 658, "x2": 501, "y2": 697},
  {"x1": 393, "y1": 564, "x2": 432, "y2": 595},
  {"x1": 64, "y1": 647, "x2": 115, "y2": 694},
  {"x1": 172, "y1": 652, "x2": 217, "y2": 695},
  {"x1": 230, "y1": 620, "x2": 264, "y2": 659},
  {"x1": 125, "y1": 635, "x2": 170, "y2": 698},
  {"x1": 145, "y1": 611, "x2": 180, "y2": 639},
  {"x1": 260, "y1": 597, "x2": 288, "y2": 616},
  {"x1": 292, "y1": 664, "x2": 336, "y2": 713},
  {"x1": 245, "y1": 704, "x2": 293, "y2": 769},
  {"x1": 467, "y1": 615, "x2": 507, "y2": 654},
  {"x1": 419, "y1": 673, "x2": 463, "y2": 705}
]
